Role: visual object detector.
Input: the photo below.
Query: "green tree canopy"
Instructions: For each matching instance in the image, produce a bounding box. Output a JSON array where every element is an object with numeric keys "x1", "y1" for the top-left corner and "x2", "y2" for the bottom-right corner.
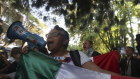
[{"x1": 8, "y1": 0, "x2": 140, "y2": 53}]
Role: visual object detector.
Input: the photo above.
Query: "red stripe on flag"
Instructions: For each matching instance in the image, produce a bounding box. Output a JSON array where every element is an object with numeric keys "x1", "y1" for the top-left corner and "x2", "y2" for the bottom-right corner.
[
  {"x1": 94, "y1": 50, "x2": 120, "y2": 74},
  {"x1": 111, "y1": 75, "x2": 140, "y2": 79}
]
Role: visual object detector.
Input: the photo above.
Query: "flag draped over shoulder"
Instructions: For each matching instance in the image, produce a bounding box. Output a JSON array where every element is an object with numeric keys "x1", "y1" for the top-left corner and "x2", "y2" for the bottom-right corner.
[
  {"x1": 15, "y1": 50, "x2": 111, "y2": 79},
  {"x1": 15, "y1": 50, "x2": 140, "y2": 79},
  {"x1": 94, "y1": 51, "x2": 120, "y2": 74},
  {"x1": 15, "y1": 50, "x2": 61, "y2": 79}
]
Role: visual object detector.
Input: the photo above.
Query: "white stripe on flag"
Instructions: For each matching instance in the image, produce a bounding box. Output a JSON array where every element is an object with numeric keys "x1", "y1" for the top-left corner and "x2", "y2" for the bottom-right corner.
[{"x1": 56, "y1": 63, "x2": 111, "y2": 79}]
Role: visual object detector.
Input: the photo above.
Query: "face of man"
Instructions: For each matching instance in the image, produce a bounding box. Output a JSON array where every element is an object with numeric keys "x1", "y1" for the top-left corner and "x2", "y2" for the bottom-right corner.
[
  {"x1": 136, "y1": 34, "x2": 140, "y2": 45},
  {"x1": 13, "y1": 54, "x2": 21, "y2": 60},
  {"x1": 83, "y1": 40, "x2": 92, "y2": 51},
  {"x1": 46, "y1": 29, "x2": 66, "y2": 52},
  {"x1": 136, "y1": 38, "x2": 140, "y2": 45},
  {"x1": 126, "y1": 47, "x2": 133, "y2": 57}
]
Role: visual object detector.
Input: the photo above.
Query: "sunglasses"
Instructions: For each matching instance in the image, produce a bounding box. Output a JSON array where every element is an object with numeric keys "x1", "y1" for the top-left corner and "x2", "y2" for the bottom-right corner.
[{"x1": 46, "y1": 32, "x2": 64, "y2": 38}]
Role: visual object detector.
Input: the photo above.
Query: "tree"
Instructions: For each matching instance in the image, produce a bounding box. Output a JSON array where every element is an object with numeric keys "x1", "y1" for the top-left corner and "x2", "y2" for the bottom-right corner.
[{"x1": 11, "y1": 0, "x2": 140, "y2": 53}]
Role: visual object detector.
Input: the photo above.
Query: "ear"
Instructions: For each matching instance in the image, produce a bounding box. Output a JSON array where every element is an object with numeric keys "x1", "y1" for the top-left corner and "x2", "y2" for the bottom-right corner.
[
  {"x1": 90, "y1": 44, "x2": 93, "y2": 48},
  {"x1": 63, "y1": 39, "x2": 69, "y2": 45}
]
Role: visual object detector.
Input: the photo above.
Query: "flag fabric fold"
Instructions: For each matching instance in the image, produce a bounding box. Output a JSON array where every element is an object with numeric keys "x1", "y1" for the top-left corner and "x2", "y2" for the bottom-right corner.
[
  {"x1": 15, "y1": 50, "x2": 140, "y2": 79},
  {"x1": 94, "y1": 51, "x2": 120, "y2": 74},
  {"x1": 15, "y1": 50, "x2": 111, "y2": 79},
  {"x1": 15, "y1": 50, "x2": 61, "y2": 79}
]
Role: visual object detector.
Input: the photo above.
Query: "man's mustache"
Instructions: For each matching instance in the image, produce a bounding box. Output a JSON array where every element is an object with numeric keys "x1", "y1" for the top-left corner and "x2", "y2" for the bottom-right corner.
[{"x1": 46, "y1": 41, "x2": 54, "y2": 44}]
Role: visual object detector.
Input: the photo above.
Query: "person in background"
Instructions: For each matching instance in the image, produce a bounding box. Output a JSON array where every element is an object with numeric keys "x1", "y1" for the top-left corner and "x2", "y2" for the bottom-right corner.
[
  {"x1": 136, "y1": 34, "x2": 140, "y2": 55},
  {"x1": 0, "y1": 51, "x2": 10, "y2": 70},
  {"x1": 0, "y1": 47, "x2": 22, "y2": 79},
  {"x1": 120, "y1": 46, "x2": 140, "y2": 77},
  {"x1": 0, "y1": 74, "x2": 11, "y2": 79},
  {"x1": 83, "y1": 40, "x2": 101, "y2": 57},
  {"x1": 0, "y1": 19, "x2": 3, "y2": 38}
]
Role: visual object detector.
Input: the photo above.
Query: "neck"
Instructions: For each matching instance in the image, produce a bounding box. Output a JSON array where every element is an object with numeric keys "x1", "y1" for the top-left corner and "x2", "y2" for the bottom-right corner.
[
  {"x1": 84, "y1": 48, "x2": 93, "y2": 51},
  {"x1": 127, "y1": 55, "x2": 132, "y2": 60},
  {"x1": 15, "y1": 58, "x2": 19, "y2": 62},
  {"x1": 50, "y1": 49, "x2": 68, "y2": 57}
]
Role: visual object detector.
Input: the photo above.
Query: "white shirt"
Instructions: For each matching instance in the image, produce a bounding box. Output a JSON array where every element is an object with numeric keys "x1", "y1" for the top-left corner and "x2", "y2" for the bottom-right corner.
[
  {"x1": 53, "y1": 51, "x2": 91, "y2": 66},
  {"x1": 83, "y1": 48, "x2": 94, "y2": 57}
]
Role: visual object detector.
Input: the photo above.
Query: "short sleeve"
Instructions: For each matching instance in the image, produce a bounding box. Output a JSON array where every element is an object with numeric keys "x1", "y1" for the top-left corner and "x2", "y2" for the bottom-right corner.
[{"x1": 79, "y1": 51, "x2": 91, "y2": 65}]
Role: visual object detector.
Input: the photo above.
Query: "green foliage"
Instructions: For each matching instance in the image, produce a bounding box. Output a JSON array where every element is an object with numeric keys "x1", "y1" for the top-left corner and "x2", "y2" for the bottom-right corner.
[{"x1": 11, "y1": 0, "x2": 140, "y2": 53}]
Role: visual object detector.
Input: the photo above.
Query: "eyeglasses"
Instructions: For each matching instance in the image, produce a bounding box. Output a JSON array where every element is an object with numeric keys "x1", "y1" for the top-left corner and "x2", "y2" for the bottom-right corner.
[{"x1": 46, "y1": 32, "x2": 64, "y2": 38}]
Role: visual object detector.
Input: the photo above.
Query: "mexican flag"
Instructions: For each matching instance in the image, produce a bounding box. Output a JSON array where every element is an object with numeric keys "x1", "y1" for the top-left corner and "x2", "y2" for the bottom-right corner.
[
  {"x1": 15, "y1": 50, "x2": 140, "y2": 79},
  {"x1": 94, "y1": 50, "x2": 120, "y2": 74}
]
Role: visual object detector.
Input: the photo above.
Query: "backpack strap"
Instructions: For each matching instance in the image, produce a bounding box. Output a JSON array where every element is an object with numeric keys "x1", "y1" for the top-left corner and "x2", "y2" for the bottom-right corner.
[
  {"x1": 91, "y1": 51, "x2": 101, "y2": 56},
  {"x1": 70, "y1": 50, "x2": 81, "y2": 67}
]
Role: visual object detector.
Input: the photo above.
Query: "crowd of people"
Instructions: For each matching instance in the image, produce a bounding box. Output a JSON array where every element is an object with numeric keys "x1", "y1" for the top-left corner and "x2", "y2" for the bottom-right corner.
[
  {"x1": 120, "y1": 46, "x2": 140, "y2": 77},
  {"x1": 0, "y1": 47, "x2": 22, "y2": 79},
  {"x1": 0, "y1": 25, "x2": 140, "y2": 79}
]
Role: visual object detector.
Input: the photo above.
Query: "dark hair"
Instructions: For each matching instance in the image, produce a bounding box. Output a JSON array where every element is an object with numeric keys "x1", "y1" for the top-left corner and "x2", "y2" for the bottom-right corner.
[
  {"x1": 0, "y1": 51, "x2": 8, "y2": 58},
  {"x1": 53, "y1": 25, "x2": 69, "y2": 48},
  {"x1": 126, "y1": 46, "x2": 134, "y2": 52},
  {"x1": 11, "y1": 47, "x2": 22, "y2": 57},
  {"x1": 136, "y1": 34, "x2": 140, "y2": 41},
  {"x1": 0, "y1": 19, "x2": 3, "y2": 23},
  {"x1": 85, "y1": 40, "x2": 93, "y2": 45}
]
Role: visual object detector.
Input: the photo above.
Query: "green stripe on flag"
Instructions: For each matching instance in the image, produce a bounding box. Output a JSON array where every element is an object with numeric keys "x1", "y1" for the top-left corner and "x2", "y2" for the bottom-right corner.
[{"x1": 15, "y1": 50, "x2": 62, "y2": 79}]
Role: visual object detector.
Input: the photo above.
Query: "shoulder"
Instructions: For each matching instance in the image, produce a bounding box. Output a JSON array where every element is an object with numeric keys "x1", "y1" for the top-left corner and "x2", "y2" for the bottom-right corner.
[
  {"x1": 132, "y1": 57, "x2": 140, "y2": 62},
  {"x1": 70, "y1": 50, "x2": 88, "y2": 57},
  {"x1": 92, "y1": 51, "x2": 101, "y2": 56},
  {"x1": 78, "y1": 51, "x2": 90, "y2": 58},
  {"x1": 93, "y1": 51, "x2": 100, "y2": 54},
  {"x1": 120, "y1": 57, "x2": 127, "y2": 61},
  {"x1": 79, "y1": 51, "x2": 88, "y2": 55},
  {"x1": 69, "y1": 50, "x2": 91, "y2": 65},
  {"x1": 78, "y1": 51, "x2": 91, "y2": 65},
  {"x1": 69, "y1": 50, "x2": 88, "y2": 59}
]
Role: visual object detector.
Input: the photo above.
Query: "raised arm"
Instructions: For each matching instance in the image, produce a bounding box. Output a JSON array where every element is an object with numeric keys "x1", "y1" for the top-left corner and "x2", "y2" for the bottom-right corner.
[{"x1": 82, "y1": 61, "x2": 120, "y2": 76}]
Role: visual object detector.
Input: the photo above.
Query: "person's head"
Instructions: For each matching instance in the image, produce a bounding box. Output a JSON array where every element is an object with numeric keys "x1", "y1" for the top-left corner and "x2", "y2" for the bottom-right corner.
[
  {"x1": 0, "y1": 51, "x2": 8, "y2": 59},
  {"x1": 0, "y1": 19, "x2": 3, "y2": 35},
  {"x1": 0, "y1": 19, "x2": 3, "y2": 25},
  {"x1": 136, "y1": 34, "x2": 140, "y2": 45},
  {"x1": 11, "y1": 47, "x2": 22, "y2": 61},
  {"x1": 46, "y1": 25, "x2": 69, "y2": 52},
  {"x1": 83, "y1": 40, "x2": 93, "y2": 51},
  {"x1": 125, "y1": 46, "x2": 134, "y2": 57}
]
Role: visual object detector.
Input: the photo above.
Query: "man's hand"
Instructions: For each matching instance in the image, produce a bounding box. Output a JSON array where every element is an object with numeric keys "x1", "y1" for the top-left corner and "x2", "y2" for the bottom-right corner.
[
  {"x1": 0, "y1": 74, "x2": 12, "y2": 79},
  {"x1": 22, "y1": 45, "x2": 29, "y2": 54}
]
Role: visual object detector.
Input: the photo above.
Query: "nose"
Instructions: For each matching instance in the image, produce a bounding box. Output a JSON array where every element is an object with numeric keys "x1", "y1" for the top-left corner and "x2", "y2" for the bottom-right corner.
[{"x1": 46, "y1": 38, "x2": 54, "y2": 44}]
